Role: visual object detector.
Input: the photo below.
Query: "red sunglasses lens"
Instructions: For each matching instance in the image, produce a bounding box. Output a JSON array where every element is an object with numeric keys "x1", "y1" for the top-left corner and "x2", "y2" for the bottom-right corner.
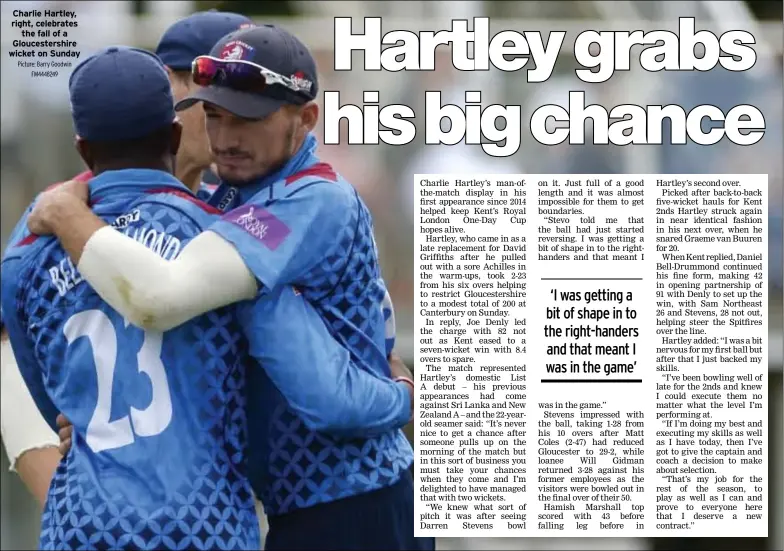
[
  {"x1": 192, "y1": 58, "x2": 268, "y2": 93},
  {"x1": 192, "y1": 57, "x2": 217, "y2": 86}
]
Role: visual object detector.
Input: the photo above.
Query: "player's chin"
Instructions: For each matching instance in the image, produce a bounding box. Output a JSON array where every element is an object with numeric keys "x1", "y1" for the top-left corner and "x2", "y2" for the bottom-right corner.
[{"x1": 215, "y1": 164, "x2": 253, "y2": 183}]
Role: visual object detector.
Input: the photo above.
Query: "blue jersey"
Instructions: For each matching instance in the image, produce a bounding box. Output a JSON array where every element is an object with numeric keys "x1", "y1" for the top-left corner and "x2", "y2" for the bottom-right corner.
[
  {"x1": 1, "y1": 169, "x2": 260, "y2": 551},
  {"x1": 3, "y1": 167, "x2": 411, "y2": 537},
  {"x1": 202, "y1": 172, "x2": 396, "y2": 358},
  {"x1": 208, "y1": 134, "x2": 413, "y2": 516},
  {"x1": 196, "y1": 180, "x2": 218, "y2": 201}
]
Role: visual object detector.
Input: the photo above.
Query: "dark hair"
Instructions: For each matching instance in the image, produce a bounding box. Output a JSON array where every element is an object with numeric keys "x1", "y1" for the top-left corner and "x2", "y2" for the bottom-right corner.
[{"x1": 86, "y1": 124, "x2": 174, "y2": 164}]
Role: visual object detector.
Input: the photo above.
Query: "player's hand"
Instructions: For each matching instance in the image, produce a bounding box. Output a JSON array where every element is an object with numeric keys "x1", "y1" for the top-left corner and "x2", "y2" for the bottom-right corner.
[
  {"x1": 28, "y1": 179, "x2": 90, "y2": 235},
  {"x1": 56, "y1": 413, "x2": 73, "y2": 456},
  {"x1": 389, "y1": 351, "x2": 412, "y2": 380},
  {"x1": 389, "y1": 351, "x2": 414, "y2": 418}
]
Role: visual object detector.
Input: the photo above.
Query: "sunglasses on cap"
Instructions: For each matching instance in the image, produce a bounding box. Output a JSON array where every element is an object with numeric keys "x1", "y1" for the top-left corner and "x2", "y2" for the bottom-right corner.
[{"x1": 191, "y1": 56, "x2": 310, "y2": 98}]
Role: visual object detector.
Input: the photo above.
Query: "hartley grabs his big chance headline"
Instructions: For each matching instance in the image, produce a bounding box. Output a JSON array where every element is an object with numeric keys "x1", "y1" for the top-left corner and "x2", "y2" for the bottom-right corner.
[{"x1": 323, "y1": 17, "x2": 766, "y2": 153}]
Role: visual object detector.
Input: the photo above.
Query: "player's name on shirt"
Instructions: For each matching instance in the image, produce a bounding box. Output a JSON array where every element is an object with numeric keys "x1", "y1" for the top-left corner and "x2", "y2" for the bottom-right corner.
[
  {"x1": 120, "y1": 222, "x2": 182, "y2": 261},
  {"x1": 48, "y1": 256, "x2": 84, "y2": 297},
  {"x1": 47, "y1": 211, "x2": 182, "y2": 298}
]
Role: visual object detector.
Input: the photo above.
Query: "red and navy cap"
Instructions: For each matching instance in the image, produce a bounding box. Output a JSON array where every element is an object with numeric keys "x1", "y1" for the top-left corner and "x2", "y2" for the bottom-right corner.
[
  {"x1": 176, "y1": 24, "x2": 318, "y2": 120},
  {"x1": 155, "y1": 10, "x2": 254, "y2": 71}
]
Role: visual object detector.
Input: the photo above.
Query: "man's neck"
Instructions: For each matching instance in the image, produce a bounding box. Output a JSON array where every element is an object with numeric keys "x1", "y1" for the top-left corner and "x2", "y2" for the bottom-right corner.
[
  {"x1": 92, "y1": 159, "x2": 171, "y2": 177},
  {"x1": 176, "y1": 160, "x2": 204, "y2": 194}
]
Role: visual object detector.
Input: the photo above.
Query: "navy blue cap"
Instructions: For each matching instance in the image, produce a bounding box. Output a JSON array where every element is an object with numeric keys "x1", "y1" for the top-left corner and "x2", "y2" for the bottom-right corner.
[
  {"x1": 156, "y1": 11, "x2": 254, "y2": 71},
  {"x1": 176, "y1": 24, "x2": 318, "y2": 120},
  {"x1": 69, "y1": 46, "x2": 175, "y2": 142}
]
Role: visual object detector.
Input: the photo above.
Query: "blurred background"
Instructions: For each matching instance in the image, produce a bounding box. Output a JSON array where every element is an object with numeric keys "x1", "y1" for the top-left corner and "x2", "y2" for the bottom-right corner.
[{"x1": 1, "y1": 1, "x2": 781, "y2": 550}]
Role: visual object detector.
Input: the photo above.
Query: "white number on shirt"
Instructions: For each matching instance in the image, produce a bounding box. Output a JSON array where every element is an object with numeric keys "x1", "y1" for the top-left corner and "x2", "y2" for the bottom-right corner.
[{"x1": 63, "y1": 309, "x2": 173, "y2": 453}]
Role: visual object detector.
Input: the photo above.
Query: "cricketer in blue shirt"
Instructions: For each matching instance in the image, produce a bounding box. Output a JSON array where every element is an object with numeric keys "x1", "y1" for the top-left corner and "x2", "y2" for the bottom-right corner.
[
  {"x1": 46, "y1": 161, "x2": 419, "y2": 548},
  {"x1": 4, "y1": 173, "x2": 264, "y2": 551},
  {"x1": 3, "y1": 46, "x2": 414, "y2": 551},
  {"x1": 184, "y1": 36, "x2": 414, "y2": 521},
  {"x1": 213, "y1": 136, "x2": 416, "y2": 511},
  {"x1": 26, "y1": 25, "x2": 430, "y2": 551}
]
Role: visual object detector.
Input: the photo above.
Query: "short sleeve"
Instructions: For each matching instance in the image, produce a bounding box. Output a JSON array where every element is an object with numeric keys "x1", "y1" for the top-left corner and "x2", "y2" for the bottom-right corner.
[{"x1": 208, "y1": 184, "x2": 354, "y2": 293}]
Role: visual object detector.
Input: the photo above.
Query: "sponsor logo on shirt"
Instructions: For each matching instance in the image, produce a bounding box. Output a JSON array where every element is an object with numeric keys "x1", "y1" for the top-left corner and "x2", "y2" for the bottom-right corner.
[
  {"x1": 217, "y1": 187, "x2": 238, "y2": 211},
  {"x1": 223, "y1": 205, "x2": 290, "y2": 250},
  {"x1": 111, "y1": 209, "x2": 140, "y2": 229}
]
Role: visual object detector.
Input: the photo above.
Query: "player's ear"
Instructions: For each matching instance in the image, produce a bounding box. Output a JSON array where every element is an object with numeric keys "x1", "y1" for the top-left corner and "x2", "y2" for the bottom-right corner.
[
  {"x1": 169, "y1": 120, "x2": 183, "y2": 156},
  {"x1": 299, "y1": 102, "x2": 318, "y2": 133},
  {"x1": 74, "y1": 137, "x2": 93, "y2": 170}
]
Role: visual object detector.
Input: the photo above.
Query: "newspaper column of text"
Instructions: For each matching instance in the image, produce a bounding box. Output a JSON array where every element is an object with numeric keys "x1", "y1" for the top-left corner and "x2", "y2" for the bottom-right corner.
[
  {"x1": 415, "y1": 175, "x2": 530, "y2": 538},
  {"x1": 653, "y1": 175, "x2": 768, "y2": 538}
]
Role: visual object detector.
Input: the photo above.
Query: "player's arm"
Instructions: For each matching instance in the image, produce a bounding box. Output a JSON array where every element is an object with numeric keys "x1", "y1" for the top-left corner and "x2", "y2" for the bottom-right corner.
[
  {"x1": 0, "y1": 263, "x2": 61, "y2": 432},
  {"x1": 1, "y1": 268, "x2": 62, "y2": 507},
  {"x1": 1, "y1": 328, "x2": 61, "y2": 507},
  {"x1": 29, "y1": 181, "x2": 346, "y2": 332},
  {"x1": 240, "y1": 287, "x2": 412, "y2": 437},
  {"x1": 28, "y1": 189, "x2": 257, "y2": 331}
]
